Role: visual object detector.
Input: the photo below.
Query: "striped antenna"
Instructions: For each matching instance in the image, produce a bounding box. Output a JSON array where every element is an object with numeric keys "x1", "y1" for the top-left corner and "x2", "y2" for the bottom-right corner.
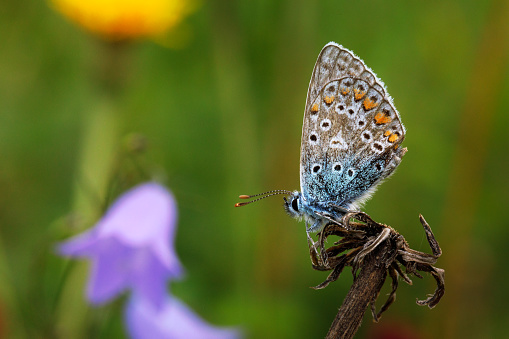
[{"x1": 235, "y1": 190, "x2": 293, "y2": 207}]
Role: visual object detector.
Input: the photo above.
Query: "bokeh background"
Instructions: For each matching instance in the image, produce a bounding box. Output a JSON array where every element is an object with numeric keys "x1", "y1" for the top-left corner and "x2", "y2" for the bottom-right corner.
[{"x1": 1, "y1": 0, "x2": 509, "y2": 338}]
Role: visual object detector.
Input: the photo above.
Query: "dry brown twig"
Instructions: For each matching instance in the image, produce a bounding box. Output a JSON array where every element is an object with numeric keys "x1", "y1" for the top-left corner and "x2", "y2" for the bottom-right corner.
[{"x1": 308, "y1": 212, "x2": 444, "y2": 339}]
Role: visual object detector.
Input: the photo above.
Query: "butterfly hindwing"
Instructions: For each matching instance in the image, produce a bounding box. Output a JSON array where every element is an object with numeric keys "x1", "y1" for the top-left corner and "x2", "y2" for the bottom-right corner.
[{"x1": 300, "y1": 42, "x2": 406, "y2": 210}]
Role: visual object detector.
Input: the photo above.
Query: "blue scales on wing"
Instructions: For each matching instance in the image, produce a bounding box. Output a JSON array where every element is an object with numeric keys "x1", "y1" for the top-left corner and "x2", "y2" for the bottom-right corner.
[{"x1": 299, "y1": 42, "x2": 407, "y2": 213}]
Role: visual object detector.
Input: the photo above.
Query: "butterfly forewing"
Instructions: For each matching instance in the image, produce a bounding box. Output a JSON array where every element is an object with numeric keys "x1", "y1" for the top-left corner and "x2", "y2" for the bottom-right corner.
[{"x1": 300, "y1": 42, "x2": 406, "y2": 209}]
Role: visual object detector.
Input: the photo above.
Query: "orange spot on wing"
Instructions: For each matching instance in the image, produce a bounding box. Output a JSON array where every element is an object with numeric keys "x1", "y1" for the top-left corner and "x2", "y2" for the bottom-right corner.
[
  {"x1": 384, "y1": 130, "x2": 392, "y2": 137},
  {"x1": 374, "y1": 112, "x2": 392, "y2": 125},
  {"x1": 341, "y1": 88, "x2": 350, "y2": 95},
  {"x1": 311, "y1": 103, "x2": 319, "y2": 113},
  {"x1": 354, "y1": 89, "x2": 366, "y2": 100},
  {"x1": 363, "y1": 97, "x2": 379, "y2": 110},
  {"x1": 324, "y1": 95, "x2": 335, "y2": 105},
  {"x1": 388, "y1": 133, "x2": 400, "y2": 143}
]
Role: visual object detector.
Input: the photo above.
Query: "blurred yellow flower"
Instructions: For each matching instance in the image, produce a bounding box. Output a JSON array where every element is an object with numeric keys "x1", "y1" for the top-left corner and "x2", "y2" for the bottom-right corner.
[{"x1": 50, "y1": 0, "x2": 197, "y2": 41}]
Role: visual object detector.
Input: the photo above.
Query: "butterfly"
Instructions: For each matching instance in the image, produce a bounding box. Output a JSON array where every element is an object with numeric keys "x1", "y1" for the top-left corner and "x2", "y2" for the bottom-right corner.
[{"x1": 236, "y1": 42, "x2": 406, "y2": 233}]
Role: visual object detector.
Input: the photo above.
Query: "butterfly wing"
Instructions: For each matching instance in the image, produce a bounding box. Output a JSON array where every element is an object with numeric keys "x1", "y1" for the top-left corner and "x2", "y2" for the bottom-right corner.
[{"x1": 300, "y1": 42, "x2": 406, "y2": 210}]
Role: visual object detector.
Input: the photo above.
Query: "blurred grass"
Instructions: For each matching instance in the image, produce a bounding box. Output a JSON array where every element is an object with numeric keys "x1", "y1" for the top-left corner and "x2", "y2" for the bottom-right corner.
[{"x1": 0, "y1": 0, "x2": 509, "y2": 338}]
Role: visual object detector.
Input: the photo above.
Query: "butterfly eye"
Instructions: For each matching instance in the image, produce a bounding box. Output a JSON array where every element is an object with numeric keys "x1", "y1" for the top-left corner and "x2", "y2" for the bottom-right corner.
[{"x1": 291, "y1": 198, "x2": 299, "y2": 212}]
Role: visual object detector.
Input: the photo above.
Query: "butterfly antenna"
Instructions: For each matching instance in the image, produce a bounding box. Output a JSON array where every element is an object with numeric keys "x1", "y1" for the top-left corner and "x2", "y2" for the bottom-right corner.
[{"x1": 235, "y1": 190, "x2": 293, "y2": 207}]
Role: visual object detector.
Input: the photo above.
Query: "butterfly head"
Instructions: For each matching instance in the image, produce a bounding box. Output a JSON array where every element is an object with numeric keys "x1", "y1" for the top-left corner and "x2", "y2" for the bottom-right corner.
[
  {"x1": 283, "y1": 191, "x2": 304, "y2": 219},
  {"x1": 283, "y1": 191, "x2": 327, "y2": 232}
]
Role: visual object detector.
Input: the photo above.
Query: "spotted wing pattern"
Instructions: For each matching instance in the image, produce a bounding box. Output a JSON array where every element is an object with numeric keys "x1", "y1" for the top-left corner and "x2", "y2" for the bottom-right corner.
[{"x1": 300, "y1": 42, "x2": 406, "y2": 210}]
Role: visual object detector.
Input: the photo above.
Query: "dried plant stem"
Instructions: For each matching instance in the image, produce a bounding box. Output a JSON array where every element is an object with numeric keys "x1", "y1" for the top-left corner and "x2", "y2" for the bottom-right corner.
[
  {"x1": 325, "y1": 240, "x2": 391, "y2": 339},
  {"x1": 311, "y1": 213, "x2": 444, "y2": 339}
]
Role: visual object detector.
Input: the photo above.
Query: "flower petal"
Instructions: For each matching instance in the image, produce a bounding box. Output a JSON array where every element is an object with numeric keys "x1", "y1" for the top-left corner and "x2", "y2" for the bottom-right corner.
[
  {"x1": 86, "y1": 238, "x2": 133, "y2": 304},
  {"x1": 99, "y1": 183, "x2": 177, "y2": 246},
  {"x1": 50, "y1": 0, "x2": 196, "y2": 40},
  {"x1": 130, "y1": 248, "x2": 172, "y2": 310},
  {"x1": 126, "y1": 295, "x2": 241, "y2": 339},
  {"x1": 58, "y1": 230, "x2": 100, "y2": 257}
]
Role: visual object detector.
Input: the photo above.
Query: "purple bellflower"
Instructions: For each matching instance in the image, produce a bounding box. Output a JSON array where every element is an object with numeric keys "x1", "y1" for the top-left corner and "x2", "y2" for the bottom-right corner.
[
  {"x1": 59, "y1": 182, "x2": 183, "y2": 309},
  {"x1": 126, "y1": 295, "x2": 241, "y2": 339}
]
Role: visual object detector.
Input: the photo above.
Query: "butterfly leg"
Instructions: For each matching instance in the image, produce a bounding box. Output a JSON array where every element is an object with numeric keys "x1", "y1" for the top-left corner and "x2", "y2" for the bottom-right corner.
[
  {"x1": 307, "y1": 232, "x2": 321, "y2": 268},
  {"x1": 307, "y1": 231, "x2": 330, "y2": 270},
  {"x1": 313, "y1": 212, "x2": 345, "y2": 229},
  {"x1": 305, "y1": 217, "x2": 327, "y2": 233},
  {"x1": 315, "y1": 212, "x2": 366, "y2": 239},
  {"x1": 306, "y1": 220, "x2": 334, "y2": 270},
  {"x1": 330, "y1": 204, "x2": 352, "y2": 214}
]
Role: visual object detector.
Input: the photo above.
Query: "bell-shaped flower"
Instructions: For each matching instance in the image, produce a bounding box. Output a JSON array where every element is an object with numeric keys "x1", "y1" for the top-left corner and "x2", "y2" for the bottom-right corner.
[
  {"x1": 58, "y1": 182, "x2": 182, "y2": 309},
  {"x1": 126, "y1": 295, "x2": 241, "y2": 339}
]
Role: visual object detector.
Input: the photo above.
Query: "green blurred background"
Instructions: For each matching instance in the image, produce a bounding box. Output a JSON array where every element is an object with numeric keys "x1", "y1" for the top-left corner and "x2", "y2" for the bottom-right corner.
[{"x1": 1, "y1": 0, "x2": 509, "y2": 338}]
